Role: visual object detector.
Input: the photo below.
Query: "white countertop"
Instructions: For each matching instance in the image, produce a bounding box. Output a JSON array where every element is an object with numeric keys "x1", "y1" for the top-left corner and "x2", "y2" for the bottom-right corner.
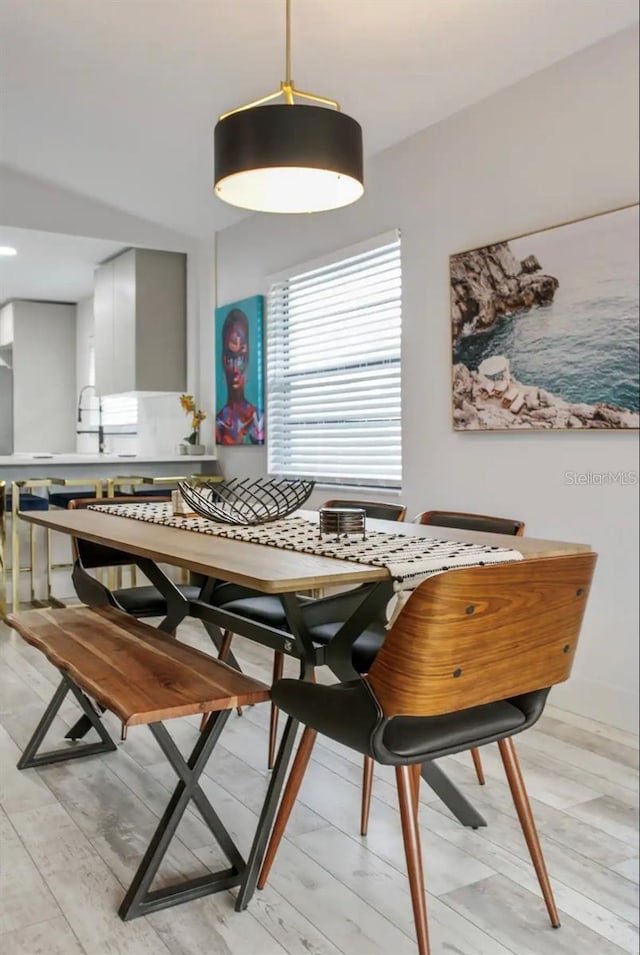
[{"x1": 0, "y1": 453, "x2": 219, "y2": 466}]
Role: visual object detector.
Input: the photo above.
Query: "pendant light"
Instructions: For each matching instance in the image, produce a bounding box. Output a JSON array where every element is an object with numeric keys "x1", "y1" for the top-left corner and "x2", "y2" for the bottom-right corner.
[{"x1": 214, "y1": 0, "x2": 364, "y2": 214}]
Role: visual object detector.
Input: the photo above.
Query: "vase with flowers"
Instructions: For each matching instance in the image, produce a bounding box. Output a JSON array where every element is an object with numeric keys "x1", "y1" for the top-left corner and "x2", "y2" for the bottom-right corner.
[{"x1": 180, "y1": 394, "x2": 207, "y2": 455}]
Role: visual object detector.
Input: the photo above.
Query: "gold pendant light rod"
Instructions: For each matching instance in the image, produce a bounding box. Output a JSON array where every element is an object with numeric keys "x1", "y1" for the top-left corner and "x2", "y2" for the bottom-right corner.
[{"x1": 218, "y1": 0, "x2": 340, "y2": 122}]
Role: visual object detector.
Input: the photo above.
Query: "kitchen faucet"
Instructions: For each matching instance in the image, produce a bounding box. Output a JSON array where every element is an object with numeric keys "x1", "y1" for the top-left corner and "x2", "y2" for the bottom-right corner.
[{"x1": 76, "y1": 385, "x2": 105, "y2": 453}]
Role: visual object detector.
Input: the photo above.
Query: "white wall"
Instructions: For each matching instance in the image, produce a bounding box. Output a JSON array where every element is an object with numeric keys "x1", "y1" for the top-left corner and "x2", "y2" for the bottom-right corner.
[
  {"x1": 0, "y1": 167, "x2": 205, "y2": 415},
  {"x1": 214, "y1": 28, "x2": 640, "y2": 732},
  {"x1": 11, "y1": 300, "x2": 77, "y2": 452}
]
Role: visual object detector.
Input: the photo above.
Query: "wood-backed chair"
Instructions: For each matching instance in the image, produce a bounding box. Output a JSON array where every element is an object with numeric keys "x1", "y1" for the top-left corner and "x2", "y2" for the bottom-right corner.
[
  {"x1": 253, "y1": 553, "x2": 597, "y2": 955},
  {"x1": 322, "y1": 499, "x2": 407, "y2": 521},
  {"x1": 209, "y1": 499, "x2": 407, "y2": 766},
  {"x1": 414, "y1": 509, "x2": 525, "y2": 537},
  {"x1": 359, "y1": 509, "x2": 527, "y2": 819}
]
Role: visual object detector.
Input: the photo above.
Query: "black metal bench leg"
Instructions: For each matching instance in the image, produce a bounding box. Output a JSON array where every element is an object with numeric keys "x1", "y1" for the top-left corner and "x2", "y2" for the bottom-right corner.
[
  {"x1": 119, "y1": 710, "x2": 245, "y2": 920},
  {"x1": 18, "y1": 675, "x2": 117, "y2": 769},
  {"x1": 64, "y1": 703, "x2": 106, "y2": 742},
  {"x1": 235, "y1": 714, "x2": 300, "y2": 912}
]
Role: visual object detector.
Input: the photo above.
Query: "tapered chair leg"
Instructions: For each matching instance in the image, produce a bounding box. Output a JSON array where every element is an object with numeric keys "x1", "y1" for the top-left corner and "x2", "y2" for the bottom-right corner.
[
  {"x1": 201, "y1": 630, "x2": 240, "y2": 731},
  {"x1": 267, "y1": 651, "x2": 285, "y2": 770},
  {"x1": 410, "y1": 763, "x2": 421, "y2": 818},
  {"x1": 360, "y1": 755, "x2": 374, "y2": 836},
  {"x1": 218, "y1": 629, "x2": 242, "y2": 718},
  {"x1": 258, "y1": 726, "x2": 317, "y2": 890},
  {"x1": 471, "y1": 747, "x2": 486, "y2": 785},
  {"x1": 396, "y1": 764, "x2": 431, "y2": 955},
  {"x1": 498, "y1": 737, "x2": 560, "y2": 928}
]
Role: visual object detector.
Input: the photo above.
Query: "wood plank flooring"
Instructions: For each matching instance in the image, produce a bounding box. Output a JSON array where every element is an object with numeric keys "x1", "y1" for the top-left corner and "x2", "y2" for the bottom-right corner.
[{"x1": 0, "y1": 614, "x2": 637, "y2": 954}]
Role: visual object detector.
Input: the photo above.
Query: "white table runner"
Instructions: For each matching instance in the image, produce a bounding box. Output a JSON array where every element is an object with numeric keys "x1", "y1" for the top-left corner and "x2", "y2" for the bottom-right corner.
[{"x1": 88, "y1": 502, "x2": 522, "y2": 593}]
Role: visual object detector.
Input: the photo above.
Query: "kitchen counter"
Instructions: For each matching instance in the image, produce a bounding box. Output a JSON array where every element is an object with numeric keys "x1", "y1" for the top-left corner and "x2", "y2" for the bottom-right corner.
[
  {"x1": 0, "y1": 454, "x2": 220, "y2": 484},
  {"x1": 0, "y1": 453, "x2": 218, "y2": 466}
]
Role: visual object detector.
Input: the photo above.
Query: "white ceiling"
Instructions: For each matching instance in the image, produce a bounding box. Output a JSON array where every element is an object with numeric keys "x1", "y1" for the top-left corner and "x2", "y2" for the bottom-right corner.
[
  {"x1": 0, "y1": 228, "x2": 125, "y2": 305},
  {"x1": 1, "y1": 0, "x2": 638, "y2": 243}
]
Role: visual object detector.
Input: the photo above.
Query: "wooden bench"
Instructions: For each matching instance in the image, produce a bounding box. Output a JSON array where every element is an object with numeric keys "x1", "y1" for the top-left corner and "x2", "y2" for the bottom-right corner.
[{"x1": 7, "y1": 605, "x2": 272, "y2": 920}]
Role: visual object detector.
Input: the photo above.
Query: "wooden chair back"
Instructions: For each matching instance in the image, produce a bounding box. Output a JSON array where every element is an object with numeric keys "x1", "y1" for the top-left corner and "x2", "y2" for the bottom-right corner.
[
  {"x1": 68, "y1": 496, "x2": 170, "y2": 568},
  {"x1": 366, "y1": 553, "x2": 596, "y2": 718},
  {"x1": 415, "y1": 510, "x2": 524, "y2": 536},
  {"x1": 323, "y1": 499, "x2": 407, "y2": 522}
]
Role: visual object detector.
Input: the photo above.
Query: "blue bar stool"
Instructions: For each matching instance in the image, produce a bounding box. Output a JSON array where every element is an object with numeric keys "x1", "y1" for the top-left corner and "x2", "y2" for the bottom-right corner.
[{"x1": 9, "y1": 479, "x2": 51, "y2": 612}]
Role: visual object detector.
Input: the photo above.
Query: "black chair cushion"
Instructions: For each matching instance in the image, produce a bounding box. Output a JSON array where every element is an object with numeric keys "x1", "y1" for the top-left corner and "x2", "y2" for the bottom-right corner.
[
  {"x1": 6, "y1": 492, "x2": 49, "y2": 512},
  {"x1": 271, "y1": 678, "x2": 528, "y2": 764},
  {"x1": 49, "y1": 490, "x2": 97, "y2": 508},
  {"x1": 271, "y1": 678, "x2": 383, "y2": 757},
  {"x1": 132, "y1": 487, "x2": 177, "y2": 497},
  {"x1": 219, "y1": 595, "x2": 290, "y2": 627},
  {"x1": 306, "y1": 620, "x2": 386, "y2": 673},
  {"x1": 381, "y1": 701, "x2": 526, "y2": 760},
  {"x1": 216, "y1": 595, "x2": 386, "y2": 672},
  {"x1": 114, "y1": 584, "x2": 201, "y2": 617}
]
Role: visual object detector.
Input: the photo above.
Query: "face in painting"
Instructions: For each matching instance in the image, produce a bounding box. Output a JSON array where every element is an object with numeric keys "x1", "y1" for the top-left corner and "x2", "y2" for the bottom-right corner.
[{"x1": 223, "y1": 322, "x2": 248, "y2": 395}]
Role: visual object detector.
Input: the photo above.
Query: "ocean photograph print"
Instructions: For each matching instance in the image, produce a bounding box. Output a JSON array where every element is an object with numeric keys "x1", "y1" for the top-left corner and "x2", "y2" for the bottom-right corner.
[{"x1": 451, "y1": 204, "x2": 639, "y2": 431}]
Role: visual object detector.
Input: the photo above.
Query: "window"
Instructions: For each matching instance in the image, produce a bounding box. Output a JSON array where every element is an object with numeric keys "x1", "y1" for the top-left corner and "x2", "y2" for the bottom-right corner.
[{"x1": 267, "y1": 231, "x2": 402, "y2": 488}]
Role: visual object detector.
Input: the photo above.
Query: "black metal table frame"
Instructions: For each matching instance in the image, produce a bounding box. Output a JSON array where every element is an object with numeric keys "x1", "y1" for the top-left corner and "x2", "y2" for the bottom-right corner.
[{"x1": 65, "y1": 549, "x2": 487, "y2": 911}]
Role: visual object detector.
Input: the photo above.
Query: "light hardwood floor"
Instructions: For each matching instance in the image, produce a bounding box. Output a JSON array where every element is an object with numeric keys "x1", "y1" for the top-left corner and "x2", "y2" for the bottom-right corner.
[{"x1": 0, "y1": 614, "x2": 638, "y2": 955}]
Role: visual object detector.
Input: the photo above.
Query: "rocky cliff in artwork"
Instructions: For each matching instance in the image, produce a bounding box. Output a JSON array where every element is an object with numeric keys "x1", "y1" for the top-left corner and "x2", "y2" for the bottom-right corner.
[
  {"x1": 452, "y1": 363, "x2": 640, "y2": 430},
  {"x1": 450, "y1": 242, "x2": 559, "y2": 343}
]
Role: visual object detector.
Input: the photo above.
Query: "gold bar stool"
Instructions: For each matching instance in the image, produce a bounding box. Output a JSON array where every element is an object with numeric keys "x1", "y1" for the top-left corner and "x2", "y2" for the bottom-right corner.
[
  {"x1": 0, "y1": 481, "x2": 7, "y2": 620},
  {"x1": 47, "y1": 477, "x2": 105, "y2": 602},
  {"x1": 10, "y1": 479, "x2": 52, "y2": 613},
  {"x1": 106, "y1": 477, "x2": 146, "y2": 587},
  {"x1": 106, "y1": 475, "x2": 144, "y2": 498},
  {"x1": 133, "y1": 476, "x2": 191, "y2": 582}
]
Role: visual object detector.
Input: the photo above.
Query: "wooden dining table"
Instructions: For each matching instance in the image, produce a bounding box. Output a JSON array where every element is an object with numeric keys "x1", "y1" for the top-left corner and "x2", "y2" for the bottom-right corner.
[{"x1": 18, "y1": 504, "x2": 591, "y2": 909}]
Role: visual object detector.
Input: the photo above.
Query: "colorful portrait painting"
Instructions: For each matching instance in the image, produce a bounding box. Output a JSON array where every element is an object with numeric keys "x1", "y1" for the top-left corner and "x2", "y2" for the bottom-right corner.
[
  {"x1": 215, "y1": 295, "x2": 265, "y2": 445},
  {"x1": 451, "y1": 204, "x2": 639, "y2": 430}
]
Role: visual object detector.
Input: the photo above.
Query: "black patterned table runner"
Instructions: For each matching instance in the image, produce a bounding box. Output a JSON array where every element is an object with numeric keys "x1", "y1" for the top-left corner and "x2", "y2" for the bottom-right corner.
[{"x1": 88, "y1": 502, "x2": 522, "y2": 592}]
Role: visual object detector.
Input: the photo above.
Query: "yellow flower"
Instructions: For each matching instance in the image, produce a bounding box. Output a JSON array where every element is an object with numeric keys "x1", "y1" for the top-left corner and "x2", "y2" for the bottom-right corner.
[{"x1": 180, "y1": 394, "x2": 196, "y2": 414}]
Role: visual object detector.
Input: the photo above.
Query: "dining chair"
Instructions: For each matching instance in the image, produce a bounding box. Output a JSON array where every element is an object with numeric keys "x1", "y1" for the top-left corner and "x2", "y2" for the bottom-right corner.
[
  {"x1": 208, "y1": 499, "x2": 407, "y2": 767},
  {"x1": 414, "y1": 509, "x2": 525, "y2": 537},
  {"x1": 335, "y1": 508, "x2": 526, "y2": 834},
  {"x1": 68, "y1": 496, "x2": 202, "y2": 618},
  {"x1": 359, "y1": 509, "x2": 527, "y2": 815},
  {"x1": 255, "y1": 552, "x2": 597, "y2": 955}
]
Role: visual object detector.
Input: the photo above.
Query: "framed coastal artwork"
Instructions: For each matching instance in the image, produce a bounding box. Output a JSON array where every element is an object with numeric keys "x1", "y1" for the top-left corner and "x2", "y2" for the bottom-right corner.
[
  {"x1": 450, "y1": 204, "x2": 639, "y2": 430},
  {"x1": 215, "y1": 295, "x2": 265, "y2": 445}
]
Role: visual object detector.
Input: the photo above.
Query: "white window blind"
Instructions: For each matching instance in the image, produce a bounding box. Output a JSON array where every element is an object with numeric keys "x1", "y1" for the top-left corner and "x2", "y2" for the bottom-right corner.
[{"x1": 267, "y1": 231, "x2": 402, "y2": 488}]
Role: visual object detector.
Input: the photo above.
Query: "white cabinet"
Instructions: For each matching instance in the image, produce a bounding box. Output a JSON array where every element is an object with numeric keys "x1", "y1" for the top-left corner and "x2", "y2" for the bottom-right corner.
[
  {"x1": 1, "y1": 301, "x2": 76, "y2": 453},
  {"x1": 93, "y1": 248, "x2": 186, "y2": 396}
]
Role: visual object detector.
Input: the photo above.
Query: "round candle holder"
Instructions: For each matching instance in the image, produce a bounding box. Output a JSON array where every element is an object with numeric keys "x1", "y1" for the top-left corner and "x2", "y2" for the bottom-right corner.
[{"x1": 318, "y1": 506, "x2": 366, "y2": 542}]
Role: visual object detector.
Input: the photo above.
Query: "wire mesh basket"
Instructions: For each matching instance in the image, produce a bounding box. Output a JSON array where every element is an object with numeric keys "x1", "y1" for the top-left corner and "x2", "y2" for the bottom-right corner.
[{"x1": 177, "y1": 477, "x2": 315, "y2": 525}]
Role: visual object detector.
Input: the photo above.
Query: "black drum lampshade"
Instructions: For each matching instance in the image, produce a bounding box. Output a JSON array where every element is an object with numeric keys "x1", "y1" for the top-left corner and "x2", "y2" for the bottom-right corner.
[{"x1": 214, "y1": 104, "x2": 364, "y2": 214}]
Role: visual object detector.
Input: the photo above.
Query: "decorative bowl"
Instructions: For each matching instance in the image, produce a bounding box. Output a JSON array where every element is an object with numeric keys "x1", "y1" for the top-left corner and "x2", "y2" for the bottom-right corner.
[{"x1": 177, "y1": 477, "x2": 315, "y2": 525}]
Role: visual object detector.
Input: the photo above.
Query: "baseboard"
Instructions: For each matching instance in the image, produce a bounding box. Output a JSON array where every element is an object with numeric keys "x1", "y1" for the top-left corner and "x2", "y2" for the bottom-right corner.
[{"x1": 550, "y1": 676, "x2": 639, "y2": 734}]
